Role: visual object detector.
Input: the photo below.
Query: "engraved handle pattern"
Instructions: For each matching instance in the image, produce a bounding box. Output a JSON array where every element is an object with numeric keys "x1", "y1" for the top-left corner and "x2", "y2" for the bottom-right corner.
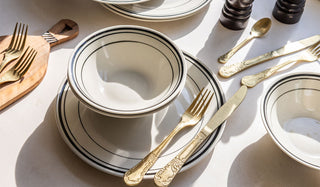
[
  {"x1": 219, "y1": 51, "x2": 276, "y2": 78},
  {"x1": 124, "y1": 151, "x2": 158, "y2": 186},
  {"x1": 218, "y1": 36, "x2": 254, "y2": 64},
  {"x1": 241, "y1": 59, "x2": 298, "y2": 87},
  {"x1": 154, "y1": 131, "x2": 207, "y2": 187},
  {"x1": 124, "y1": 124, "x2": 183, "y2": 186}
]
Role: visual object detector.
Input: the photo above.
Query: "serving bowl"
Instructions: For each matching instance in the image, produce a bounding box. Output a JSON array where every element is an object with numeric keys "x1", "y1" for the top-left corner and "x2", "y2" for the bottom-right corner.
[
  {"x1": 67, "y1": 25, "x2": 186, "y2": 118},
  {"x1": 262, "y1": 73, "x2": 320, "y2": 170}
]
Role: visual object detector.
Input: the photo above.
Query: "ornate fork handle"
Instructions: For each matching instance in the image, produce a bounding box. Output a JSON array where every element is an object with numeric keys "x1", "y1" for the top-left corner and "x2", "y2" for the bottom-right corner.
[
  {"x1": 154, "y1": 130, "x2": 208, "y2": 187},
  {"x1": 124, "y1": 124, "x2": 184, "y2": 186},
  {"x1": 241, "y1": 58, "x2": 300, "y2": 87},
  {"x1": 219, "y1": 50, "x2": 279, "y2": 78}
]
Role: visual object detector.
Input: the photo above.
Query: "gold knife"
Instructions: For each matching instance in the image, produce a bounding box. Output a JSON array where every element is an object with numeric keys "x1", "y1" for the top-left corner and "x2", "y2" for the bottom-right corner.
[
  {"x1": 219, "y1": 35, "x2": 320, "y2": 78},
  {"x1": 154, "y1": 85, "x2": 248, "y2": 187}
]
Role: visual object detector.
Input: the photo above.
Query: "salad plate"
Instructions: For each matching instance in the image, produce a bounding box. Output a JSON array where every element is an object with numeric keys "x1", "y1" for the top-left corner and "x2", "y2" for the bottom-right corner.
[
  {"x1": 55, "y1": 52, "x2": 225, "y2": 177},
  {"x1": 101, "y1": 0, "x2": 212, "y2": 22}
]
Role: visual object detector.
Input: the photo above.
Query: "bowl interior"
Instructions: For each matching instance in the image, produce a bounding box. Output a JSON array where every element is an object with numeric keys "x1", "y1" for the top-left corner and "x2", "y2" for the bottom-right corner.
[
  {"x1": 70, "y1": 26, "x2": 184, "y2": 115},
  {"x1": 263, "y1": 74, "x2": 320, "y2": 169}
]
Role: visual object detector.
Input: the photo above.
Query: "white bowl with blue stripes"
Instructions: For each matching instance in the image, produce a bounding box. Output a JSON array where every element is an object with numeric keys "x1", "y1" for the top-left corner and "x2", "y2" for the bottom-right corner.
[
  {"x1": 262, "y1": 73, "x2": 320, "y2": 170},
  {"x1": 67, "y1": 25, "x2": 186, "y2": 118}
]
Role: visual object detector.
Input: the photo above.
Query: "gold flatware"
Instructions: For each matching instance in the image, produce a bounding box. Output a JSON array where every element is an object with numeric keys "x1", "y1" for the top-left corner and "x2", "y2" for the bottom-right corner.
[
  {"x1": 0, "y1": 23, "x2": 28, "y2": 73},
  {"x1": 219, "y1": 34, "x2": 320, "y2": 78},
  {"x1": 242, "y1": 41, "x2": 320, "y2": 87},
  {"x1": 154, "y1": 85, "x2": 248, "y2": 187},
  {"x1": 124, "y1": 88, "x2": 214, "y2": 186},
  {"x1": 0, "y1": 46, "x2": 37, "y2": 85},
  {"x1": 218, "y1": 18, "x2": 272, "y2": 64}
]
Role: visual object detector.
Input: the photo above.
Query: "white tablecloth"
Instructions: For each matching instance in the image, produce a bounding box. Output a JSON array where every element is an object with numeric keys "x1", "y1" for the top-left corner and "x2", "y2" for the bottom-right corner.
[{"x1": 1, "y1": 0, "x2": 320, "y2": 186}]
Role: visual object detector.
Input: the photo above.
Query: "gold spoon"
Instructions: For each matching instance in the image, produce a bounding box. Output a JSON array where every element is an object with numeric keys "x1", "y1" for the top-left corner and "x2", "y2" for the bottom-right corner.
[{"x1": 218, "y1": 17, "x2": 272, "y2": 64}]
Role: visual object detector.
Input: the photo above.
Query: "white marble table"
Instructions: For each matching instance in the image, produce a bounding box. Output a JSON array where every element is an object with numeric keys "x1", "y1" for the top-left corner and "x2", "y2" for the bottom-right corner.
[{"x1": 0, "y1": 0, "x2": 320, "y2": 186}]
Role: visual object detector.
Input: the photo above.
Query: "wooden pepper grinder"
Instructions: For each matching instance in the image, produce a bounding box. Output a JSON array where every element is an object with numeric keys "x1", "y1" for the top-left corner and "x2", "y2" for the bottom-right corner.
[
  {"x1": 272, "y1": 0, "x2": 306, "y2": 24},
  {"x1": 220, "y1": 0, "x2": 254, "y2": 30}
]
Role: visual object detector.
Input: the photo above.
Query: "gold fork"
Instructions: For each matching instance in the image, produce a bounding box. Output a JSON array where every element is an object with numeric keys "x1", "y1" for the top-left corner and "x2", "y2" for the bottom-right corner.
[
  {"x1": 123, "y1": 88, "x2": 214, "y2": 186},
  {"x1": 0, "y1": 23, "x2": 28, "y2": 73},
  {"x1": 242, "y1": 41, "x2": 320, "y2": 88},
  {"x1": 0, "y1": 46, "x2": 37, "y2": 85}
]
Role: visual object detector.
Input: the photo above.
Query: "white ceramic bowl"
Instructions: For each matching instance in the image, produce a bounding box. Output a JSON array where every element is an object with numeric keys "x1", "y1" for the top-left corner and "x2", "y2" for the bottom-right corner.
[
  {"x1": 262, "y1": 73, "x2": 320, "y2": 170},
  {"x1": 67, "y1": 25, "x2": 186, "y2": 118}
]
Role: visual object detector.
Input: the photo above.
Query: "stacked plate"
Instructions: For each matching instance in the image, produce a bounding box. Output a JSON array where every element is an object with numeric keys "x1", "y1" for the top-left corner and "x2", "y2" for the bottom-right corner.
[
  {"x1": 94, "y1": 0, "x2": 212, "y2": 22},
  {"x1": 55, "y1": 25, "x2": 226, "y2": 177}
]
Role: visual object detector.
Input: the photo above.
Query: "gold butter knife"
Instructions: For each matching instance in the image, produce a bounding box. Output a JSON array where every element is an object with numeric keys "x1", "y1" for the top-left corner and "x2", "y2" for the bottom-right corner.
[
  {"x1": 154, "y1": 85, "x2": 248, "y2": 187},
  {"x1": 219, "y1": 35, "x2": 320, "y2": 78}
]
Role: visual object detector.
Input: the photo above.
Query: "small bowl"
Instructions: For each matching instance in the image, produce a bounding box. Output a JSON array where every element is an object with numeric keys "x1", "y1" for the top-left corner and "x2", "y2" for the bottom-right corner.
[
  {"x1": 262, "y1": 73, "x2": 320, "y2": 170},
  {"x1": 67, "y1": 25, "x2": 186, "y2": 118}
]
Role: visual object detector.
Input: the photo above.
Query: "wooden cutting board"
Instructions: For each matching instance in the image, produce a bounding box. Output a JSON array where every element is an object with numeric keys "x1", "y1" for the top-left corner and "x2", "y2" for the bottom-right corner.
[{"x1": 0, "y1": 19, "x2": 79, "y2": 111}]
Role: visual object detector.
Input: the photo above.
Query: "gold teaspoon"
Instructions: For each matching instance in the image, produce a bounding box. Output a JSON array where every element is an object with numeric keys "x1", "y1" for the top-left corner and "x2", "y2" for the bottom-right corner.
[{"x1": 218, "y1": 17, "x2": 272, "y2": 64}]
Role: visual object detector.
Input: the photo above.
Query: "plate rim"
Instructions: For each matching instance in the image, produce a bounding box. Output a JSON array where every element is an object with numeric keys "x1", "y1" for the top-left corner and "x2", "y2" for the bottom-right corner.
[
  {"x1": 55, "y1": 51, "x2": 226, "y2": 177},
  {"x1": 101, "y1": 0, "x2": 212, "y2": 22}
]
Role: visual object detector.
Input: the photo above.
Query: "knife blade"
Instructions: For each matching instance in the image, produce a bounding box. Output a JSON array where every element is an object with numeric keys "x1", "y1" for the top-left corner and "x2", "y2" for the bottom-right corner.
[
  {"x1": 154, "y1": 85, "x2": 248, "y2": 187},
  {"x1": 219, "y1": 34, "x2": 320, "y2": 78}
]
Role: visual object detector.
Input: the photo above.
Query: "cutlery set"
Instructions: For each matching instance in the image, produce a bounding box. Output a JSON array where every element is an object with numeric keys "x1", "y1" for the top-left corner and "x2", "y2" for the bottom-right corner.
[
  {"x1": 242, "y1": 41, "x2": 320, "y2": 87},
  {"x1": 0, "y1": 23, "x2": 29, "y2": 73},
  {"x1": 219, "y1": 18, "x2": 320, "y2": 83},
  {"x1": 0, "y1": 19, "x2": 78, "y2": 111},
  {"x1": 124, "y1": 88, "x2": 214, "y2": 185},
  {"x1": 122, "y1": 17, "x2": 320, "y2": 186},
  {"x1": 123, "y1": 85, "x2": 247, "y2": 186}
]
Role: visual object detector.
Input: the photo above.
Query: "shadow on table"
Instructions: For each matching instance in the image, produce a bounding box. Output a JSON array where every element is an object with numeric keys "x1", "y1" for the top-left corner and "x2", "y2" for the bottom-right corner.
[
  {"x1": 196, "y1": 20, "x2": 262, "y2": 144},
  {"x1": 195, "y1": 13, "x2": 301, "y2": 143},
  {"x1": 227, "y1": 135, "x2": 320, "y2": 187},
  {"x1": 14, "y1": 97, "x2": 211, "y2": 187},
  {"x1": 14, "y1": 98, "x2": 134, "y2": 187}
]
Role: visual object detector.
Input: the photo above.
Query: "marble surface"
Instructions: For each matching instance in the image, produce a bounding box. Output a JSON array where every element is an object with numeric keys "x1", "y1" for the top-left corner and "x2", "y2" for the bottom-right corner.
[{"x1": 0, "y1": 0, "x2": 320, "y2": 186}]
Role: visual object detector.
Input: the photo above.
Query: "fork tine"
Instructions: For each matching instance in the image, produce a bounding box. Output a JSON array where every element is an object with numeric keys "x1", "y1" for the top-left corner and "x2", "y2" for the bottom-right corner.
[
  {"x1": 190, "y1": 89, "x2": 209, "y2": 114},
  {"x1": 15, "y1": 47, "x2": 33, "y2": 73},
  {"x1": 196, "y1": 92, "x2": 214, "y2": 117},
  {"x1": 309, "y1": 41, "x2": 320, "y2": 53},
  {"x1": 185, "y1": 88, "x2": 205, "y2": 112},
  {"x1": 15, "y1": 48, "x2": 36, "y2": 76},
  {"x1": 13, "y1": 46, "x2": 29, "y2": 70},
  {"x1": 15, "y1": 24, "x2": 25, "y2": 51},
  {"x1": 315, "y1": 49, "x2": 320, "y2": 58},
  {"x1": 18, "y1": 25, "x2": 28, "y2": 51},
  {"x1": 18, "y1": 50, "x2": 36, "y2": 76},
  {"x1": 11, "y1": 23, "x2": 22, "y2": 51},
  {"x1": 193, "y1": 90, "x2": 213, "y2": 116},
  {"x1": 312, "y1": 42, "x2": 320, "y2": 52},
  {"x1": 1, "y1": 23, "x2": 18, "y2": 53}
]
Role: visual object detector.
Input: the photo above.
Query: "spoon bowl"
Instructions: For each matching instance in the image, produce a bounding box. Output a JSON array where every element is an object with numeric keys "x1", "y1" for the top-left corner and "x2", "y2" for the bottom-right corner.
[{"x1": 251, "y1": 17, "x2": 272, "y2": 37}]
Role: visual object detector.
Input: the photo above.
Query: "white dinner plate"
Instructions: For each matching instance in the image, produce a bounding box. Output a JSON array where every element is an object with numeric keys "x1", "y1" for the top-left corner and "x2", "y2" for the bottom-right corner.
[
  {"x1": 101, "y1": 0, "x2": 212, "y2": 22},
  {"x1": 93, "y1": 0, "x2": 150, "y2": 5},
  {"x1": 55, "y1": 52, "x2": 225, "y2": 177}
]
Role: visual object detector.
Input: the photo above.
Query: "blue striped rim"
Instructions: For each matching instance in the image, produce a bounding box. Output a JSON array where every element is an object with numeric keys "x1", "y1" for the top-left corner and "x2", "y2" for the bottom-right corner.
[{"x1": 69, "y1": 27, "x2": 185, "y2": 116}]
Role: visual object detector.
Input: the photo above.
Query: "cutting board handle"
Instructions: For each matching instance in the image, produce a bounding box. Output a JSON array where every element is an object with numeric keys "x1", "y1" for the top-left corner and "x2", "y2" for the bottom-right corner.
[{"x1": 43, "y1": 19, "x2": 79, "y2": 47}]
